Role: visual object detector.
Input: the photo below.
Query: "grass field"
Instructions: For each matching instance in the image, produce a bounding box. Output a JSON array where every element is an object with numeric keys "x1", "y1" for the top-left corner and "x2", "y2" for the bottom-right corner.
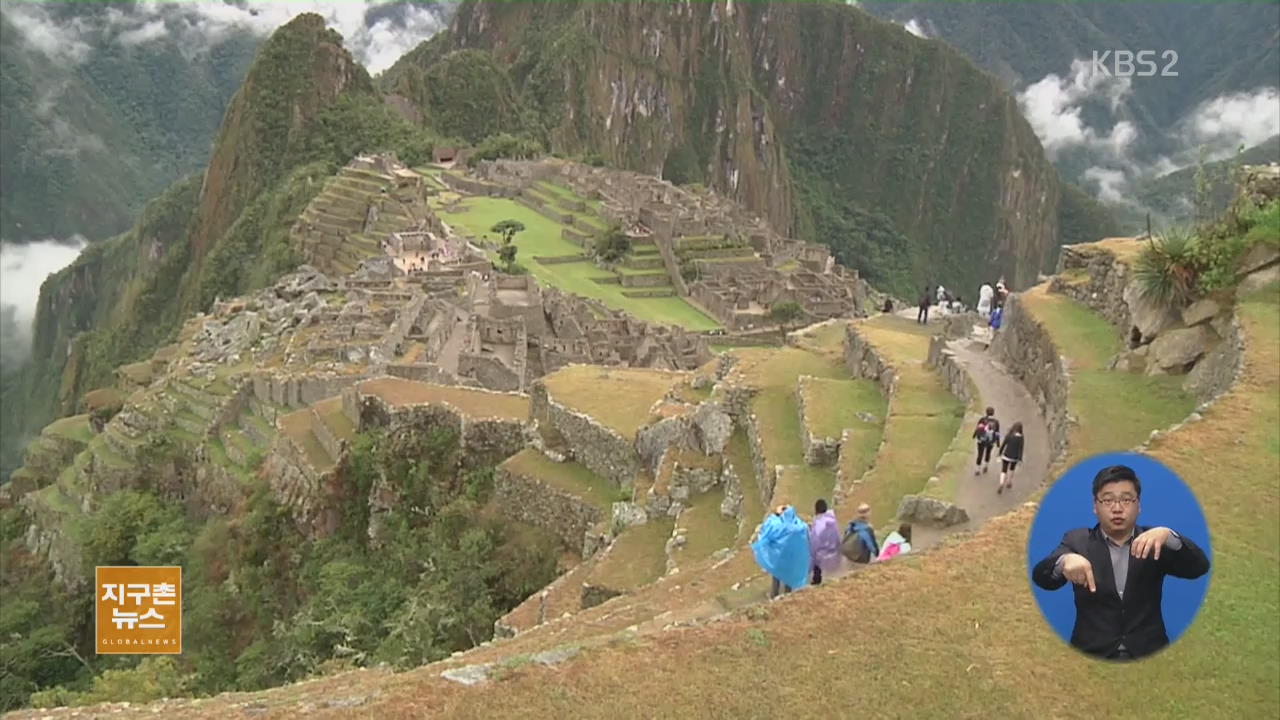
[
  {"x1": 542, "y1": 366, "x2": 686, "y2": 439},
  {"x1": 436, "y1": 193, "x2": 720, "y2": 330},
  {"x1": 357, "y1": 377, "x2": 529, "y2": 420},
  {"x1": 842, "y1": 315, "x2": 964, "y2": 520},
  {"x1": 502, "y1": 449, "x2": 623, "y2": 514},
  {"x1": 245, "y1": 289, "x2": 1274, "y2": 720},
  {"x1": 731, "y1": 346, "x2": 855, "y2": 511},
  {"x1": 587, "y1": 518, "x2": 676, "y2": 591},
  {"x1": 1021, "y1": 287, "x2": 1197, "y2": 455}
]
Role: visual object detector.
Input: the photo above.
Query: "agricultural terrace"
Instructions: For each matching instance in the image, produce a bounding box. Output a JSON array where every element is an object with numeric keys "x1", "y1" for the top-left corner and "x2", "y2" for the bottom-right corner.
[{"x1": 425, "y1": 174, "x2": 720, "y2": 331}]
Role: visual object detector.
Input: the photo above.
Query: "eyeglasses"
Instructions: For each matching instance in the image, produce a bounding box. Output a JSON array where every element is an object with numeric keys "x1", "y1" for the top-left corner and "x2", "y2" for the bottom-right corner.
[{"x1": 1095, "y1": 496, "x2": 1138, "y2": 508}]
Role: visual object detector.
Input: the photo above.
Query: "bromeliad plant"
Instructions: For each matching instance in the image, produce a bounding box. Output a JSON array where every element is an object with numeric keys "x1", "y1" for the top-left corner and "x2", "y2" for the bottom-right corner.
[{"x1": 1135, "y1": 227, "x2": 1200, "y2": 308}]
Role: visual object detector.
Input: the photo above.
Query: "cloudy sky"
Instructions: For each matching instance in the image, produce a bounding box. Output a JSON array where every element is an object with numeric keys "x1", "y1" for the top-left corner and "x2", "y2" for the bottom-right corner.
[
  {"x1": 0, "y1": 1, "x2": 455, "y2": 370},
  {"x1": 1017, "y1": 59, "x2": 1280, "y2": 205},
  {"x1": 1, "y1": 0, "x2": 453, "y2": 73}
]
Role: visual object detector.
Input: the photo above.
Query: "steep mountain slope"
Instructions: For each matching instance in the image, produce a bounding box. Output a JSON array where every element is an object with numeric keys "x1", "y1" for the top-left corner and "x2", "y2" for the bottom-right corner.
[
  {"x1": 0, "y1": 5, "x2": 257, "y2": 243},
  {"x1": 860, "y1": 1, "x2": 1280, "y2": 179},
  {"x1": 385, "y1": 0, "x2": 1113, "y2": 296},
  {"x1": 0, "y1": 14, "x2": 408, "y2": 481}
]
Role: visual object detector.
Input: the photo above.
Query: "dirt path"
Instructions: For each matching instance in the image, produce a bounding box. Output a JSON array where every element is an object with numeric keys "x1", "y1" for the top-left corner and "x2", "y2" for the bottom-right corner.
[{"x1": 912, "y1": 326, "x2": 1051, "y2": 549}]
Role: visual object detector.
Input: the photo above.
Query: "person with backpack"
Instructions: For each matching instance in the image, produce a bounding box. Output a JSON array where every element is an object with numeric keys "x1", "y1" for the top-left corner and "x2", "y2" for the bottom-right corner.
[
  {"x1": 973, "y1": 407, "x2": 1001, "y2": 475},
  {"x1": 997, "y1": 421, "x2": 1026, "y2": 494},
  {"x1": 808, "y1": 499, "x2": 842, "y2": 585},
  {"x1": 841, "y1": 503, "x2": 880, "y2": 565}
]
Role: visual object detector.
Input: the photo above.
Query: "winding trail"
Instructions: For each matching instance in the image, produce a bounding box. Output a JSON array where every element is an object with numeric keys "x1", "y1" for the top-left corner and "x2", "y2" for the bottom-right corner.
[{"x1": 913, "y1": 323, "x2": 1051, "y2": 549}]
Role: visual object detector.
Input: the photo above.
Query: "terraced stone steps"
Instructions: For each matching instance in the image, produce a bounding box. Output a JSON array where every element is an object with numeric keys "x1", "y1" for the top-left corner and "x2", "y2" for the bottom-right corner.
[
  {"x1": 668, "y1": 487, "x2": 737, "y2": 569},
  {"x1": 279, "y1": 407, "x2": 336, "y2": 475},
  {"x1": 582, "y1": 517, "x2": 676, "y2": 606}
]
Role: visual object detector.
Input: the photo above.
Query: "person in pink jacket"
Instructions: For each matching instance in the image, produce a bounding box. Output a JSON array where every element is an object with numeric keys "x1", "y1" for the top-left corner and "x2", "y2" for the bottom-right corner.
[{"x1": 808, "y1": 499, "x2": 842, "y2": 584}]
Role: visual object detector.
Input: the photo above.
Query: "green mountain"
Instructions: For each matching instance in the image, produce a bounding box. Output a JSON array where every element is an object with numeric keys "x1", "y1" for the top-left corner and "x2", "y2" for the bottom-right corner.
[
  {"x1": 860, "y1": 1, "x2": 1280, "y2": 178},
  {"x1": 1126, "y1": 136, "x2": 1280, "y2": 231},
  {"x1": 384, "y1": 0, "x2": 1117, "y2": 298},
  {"x1": 0, "y1": 13, "x2": 418, "y2": 481},
  {"x1": 0, "y1": 6, "x2": 257, "y2": 243}
]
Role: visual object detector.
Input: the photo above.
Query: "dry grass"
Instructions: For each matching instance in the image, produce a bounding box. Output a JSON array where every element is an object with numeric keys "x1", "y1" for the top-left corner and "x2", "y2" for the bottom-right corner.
[
  {"x1": 1076, "y1": 236, "x2": 1147, "y2": 265},
  {"x1": 541, "y1": 366, "x2": 687, "y2": 438},
  {"x1": 502, "y1": 449, "x2": 622, "y2": 514},
  {"x1": 358, "y1": 377, "x2": 529, "y2": 420}
]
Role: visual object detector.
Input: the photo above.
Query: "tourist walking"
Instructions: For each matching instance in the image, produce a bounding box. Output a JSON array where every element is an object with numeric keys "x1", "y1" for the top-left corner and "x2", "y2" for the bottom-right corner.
[
  {"x1": 989, "y1": 304, "x2": 1004, "y2": 334},
  {"x1": 917, "y1": 287, "x2": 931, "y2": 324},
  {"x1": 997, "y1": 422, "x2": 1026, "y2": 494},
  {"x1": 751, "y1": 505, "x2": 811, "y2": 598},
  {"x1": 973, "y1": 406, "x2": 1001, "y2": 475},
  {"x1": 876, "y1": 523, "x2": 913, "y2": 561},
  {"x1": 841, "y1": 503, "x2": 880, "y2": 565},
  {"x1": 977, "y1": 283, "x2": 994, "y2": 317},
  {"x1": 808, "y1": 499, "x2": 842, "y2": 585}
]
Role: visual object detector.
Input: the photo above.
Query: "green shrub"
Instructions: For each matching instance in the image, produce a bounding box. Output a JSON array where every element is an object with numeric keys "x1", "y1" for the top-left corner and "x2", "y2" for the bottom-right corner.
[
  {"x1": 594, "y1": 226, "x2": 632, "y2": 263},
  {"x1": 1135, "y1": 228, "x2": 1200, "y2": 307}
]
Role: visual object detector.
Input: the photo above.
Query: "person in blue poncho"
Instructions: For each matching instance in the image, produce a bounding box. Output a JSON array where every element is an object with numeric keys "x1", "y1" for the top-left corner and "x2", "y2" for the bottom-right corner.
[{"x1": 752, "y1": 505, "x2": 812, "y2": 598}]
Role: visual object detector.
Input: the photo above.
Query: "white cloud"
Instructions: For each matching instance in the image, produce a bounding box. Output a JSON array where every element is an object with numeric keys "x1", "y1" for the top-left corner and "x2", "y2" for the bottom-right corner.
[
  {"x1": 903, "y1": 19, "x2": 929, "y2": 39},
  {"x1": 1082, "y1": 167, "x2": 1132, "y2": 205},
  {"x1": 1, "y1": 3, "x2": 93, "y2": 64},
  {"x1": 1017, "y1": 58, "x2": 1134, "y2": 160},
  {"x1": 0, "y1": 238, "x2": 88, "y2": 370},
  {"x1": 117, "y1": 19, "x2": 168, "y2": 47},
  {"x1": 93, "y1": 1, "x2": 450, "y2": 73},
  {"x1": 1184, "y1": 86, "x2": 1280, "y2": 162}
]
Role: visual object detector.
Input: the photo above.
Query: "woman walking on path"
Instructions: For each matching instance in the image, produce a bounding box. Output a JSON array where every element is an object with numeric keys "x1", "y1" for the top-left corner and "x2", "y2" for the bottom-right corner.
[{"x1": 997, "y1": 421, "x2": 1025, "y2": 494}]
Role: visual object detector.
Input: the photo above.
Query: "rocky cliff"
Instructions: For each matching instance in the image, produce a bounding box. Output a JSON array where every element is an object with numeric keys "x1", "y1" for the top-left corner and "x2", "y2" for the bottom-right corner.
[{"x1": 386, "y1": 0, "x2": 1081, "y2": 296}]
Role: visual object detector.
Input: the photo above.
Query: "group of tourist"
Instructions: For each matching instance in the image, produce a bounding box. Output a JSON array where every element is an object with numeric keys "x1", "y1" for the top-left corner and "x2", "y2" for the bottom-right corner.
[
  {"x1": 751, "y1": 500, "x2": 913, "y2": 598},
  {"x1": 973, "y1": 405, "x2": 1026, "y2": 494},
  {"x1": 914, "y1": 278, "x2": 1011, "y2": 326}
]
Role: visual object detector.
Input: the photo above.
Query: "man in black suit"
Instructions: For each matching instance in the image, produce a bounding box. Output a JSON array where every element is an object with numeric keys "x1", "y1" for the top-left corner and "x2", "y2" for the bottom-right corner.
[{"x1": 1031, "y1": 465, "x2": 1210, "y2": 661}]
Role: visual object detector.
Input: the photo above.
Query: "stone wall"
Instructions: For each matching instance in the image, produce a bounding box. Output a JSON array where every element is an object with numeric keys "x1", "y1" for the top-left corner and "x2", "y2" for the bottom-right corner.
[
  {"x1": 843, "y1": 324, "x2": 897, "y2": 394},
  {"x1": 926, "y1": 337, "x2": 977, "y2": 408},
  {"x1": 989, "y1": 294, "x2": 1070, "y2": 462},
  {"x1": 252, "y1": 372, "x2": 365, "y2": 410},
  {"x1": 1182, "y1": 311, "x2": 1244, "y2": 404},
  {"x1": 459, "y1": 352, "x2": 522, "y2": 392},
  {"x1": 796, "y1": 376, "x2": 840, "y2": 466},
  {"x1": 530, "y1": 380, "x2": 641, "y2": 488},
  {"x1": 493, "y1": 465, "x2": 605, "y2": 556},
  {"x1": 385, "y1": 362, "x2": 472, "y2": 387}
]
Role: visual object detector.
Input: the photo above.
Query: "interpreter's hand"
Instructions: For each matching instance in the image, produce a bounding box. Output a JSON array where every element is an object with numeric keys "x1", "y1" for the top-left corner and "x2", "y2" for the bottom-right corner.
[
  {"x1": 1060, "y1": 553, "x2": 1096, "y2": 593},
  {"x1": 1132, "y1": 527, "x2": 1172, "y2": 560}
]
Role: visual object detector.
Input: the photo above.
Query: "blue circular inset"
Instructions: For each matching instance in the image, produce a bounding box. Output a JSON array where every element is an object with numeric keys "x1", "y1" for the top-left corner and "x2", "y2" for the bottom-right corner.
[{"x1": 1026, "y1": 452, "x2": 1212, "y2": 659}]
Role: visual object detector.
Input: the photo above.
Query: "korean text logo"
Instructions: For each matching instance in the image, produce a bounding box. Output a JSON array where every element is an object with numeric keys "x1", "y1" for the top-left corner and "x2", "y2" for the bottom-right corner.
[
  {"x1": 1090, "y1": 50, "x2": 1179, "y2": 78},
  {"x1": 95, "y1": 566, "x2": 182, "y2": 654}
]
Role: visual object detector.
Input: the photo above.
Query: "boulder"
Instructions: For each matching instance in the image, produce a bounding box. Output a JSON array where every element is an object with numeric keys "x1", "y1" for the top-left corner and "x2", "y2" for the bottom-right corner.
[
  {"x1": 691, "y1": 402, "x2": 732, "y2": 455},
  {"x1": 1237, "y1": 243, "x2": 1280, "y2": 276},
  {"x1": 896, "y1": 495, "x2": 969, "y2": 527},
  {"x1": 1147, "y1": 325, "x2": 1218, "y2": 373},
  {"x1": 1180, "y1": 298, "x2": 1220, "y2": 327},
  {"x1": 610, "y1": 501, "x2": 648, "y2": 533},
  {"x1": 1239, "y1": 263, "x2": 1280, "y2": 295},
  {"x1": 1122, "y1": 280, "x2": 1183, "y2": 343}
]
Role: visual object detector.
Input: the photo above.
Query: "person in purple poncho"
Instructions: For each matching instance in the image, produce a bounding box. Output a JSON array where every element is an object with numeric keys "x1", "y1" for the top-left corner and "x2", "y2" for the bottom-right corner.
[
  {"x1": 808, "y1": 499, "x2": 842, "y2": 585},
  {"x1": 752, "y1": 504, "x2": 812, "y2": 598}
]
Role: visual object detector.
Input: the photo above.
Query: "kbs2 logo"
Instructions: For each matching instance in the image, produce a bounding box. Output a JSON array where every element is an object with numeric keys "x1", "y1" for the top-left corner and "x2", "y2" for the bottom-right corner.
[
  {"x1": 95, "y1": 566, "x2": 183, "y2": 654},
  {"x1": 1091, "y1": 50, "x2": 1179, "y2": 78}
]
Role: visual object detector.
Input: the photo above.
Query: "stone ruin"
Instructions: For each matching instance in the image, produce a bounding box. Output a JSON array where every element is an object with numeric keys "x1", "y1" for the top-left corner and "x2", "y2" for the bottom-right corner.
[{"x1": 469, "y1": 158, "x2": 878, "y2": 328}]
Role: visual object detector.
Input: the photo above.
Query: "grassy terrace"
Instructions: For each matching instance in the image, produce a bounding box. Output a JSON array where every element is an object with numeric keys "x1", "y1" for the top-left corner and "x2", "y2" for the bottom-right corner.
[
  {"x1": 800, "y1": 377, "x2": 885, "y2": 439},
  {"x1": 278, "y1": 409, "x2": 332, "y2": 471},
  {"x1": 673, "y1": 488, "x2": 738, "y2": 563},
  {"x1": 1020, "y1": 285, "x2": 1196, "y2": 455},
  {"x1": 586, "y1": 517, "x2": 675, "y2": 592},
  {"x1": 502, "y1": 449, "x2": 623, "y2": 514},
  {"x1": 542, "y1": 366, "x2": 686, "y2": 439},
  {"x1": 726, "y1": 429, "x2": 764, "y2": 542},
  {"x1": 357, "y1": 377, "x2": 529, "y2": 420},
  {"x1": 732, "y1": 345, "x2": 850, "y2": 510},
  {"x1": 842, "y1": 316, "x2": 963, "y2": 521},
  {"x1": 434, "y1": 193, "x2": 719, "y2": 330},
  {"x1": 44, "y1": 414, "x2": 93, "y2": 444},
  {"x1": 310, "y1": 286, "x2": 1276, "y2": 720}
]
